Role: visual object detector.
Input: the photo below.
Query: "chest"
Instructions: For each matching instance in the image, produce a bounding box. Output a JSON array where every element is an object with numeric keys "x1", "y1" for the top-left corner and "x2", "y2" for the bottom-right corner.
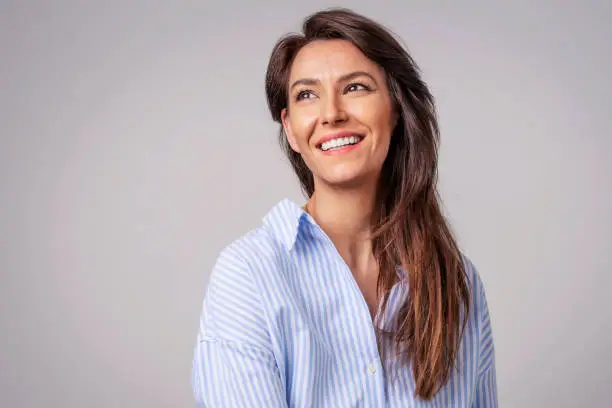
[
  {"x1": 353, "y1": 271, "x2": 382, "y2": 319},
  {"x1": 261, "y1": 249, "x2": 478, "y2": 407}
]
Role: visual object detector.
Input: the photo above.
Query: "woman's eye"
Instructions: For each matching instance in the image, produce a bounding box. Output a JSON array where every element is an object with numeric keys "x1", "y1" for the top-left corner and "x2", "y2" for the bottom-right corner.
[
  {"x1": 296, "y1": 90, "x2": 314, "y2": 101},
  {"x1": 346, "y1": 83, "x2": 369, "y2": 93}
]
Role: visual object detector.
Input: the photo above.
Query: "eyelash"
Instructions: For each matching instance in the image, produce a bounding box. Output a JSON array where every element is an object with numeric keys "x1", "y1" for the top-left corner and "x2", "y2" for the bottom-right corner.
[
  {"x1": 295, "y1": 82, "x2": 371, "y2": 101},
  {"x1": 345, "y1": 83, "x2": 370, "y2": 93}
]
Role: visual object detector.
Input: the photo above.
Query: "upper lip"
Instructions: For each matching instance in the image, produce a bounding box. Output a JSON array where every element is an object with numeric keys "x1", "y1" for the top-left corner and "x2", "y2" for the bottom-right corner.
[{"x1": 315, "y1": 131, "x2": 365, "y2": 148}]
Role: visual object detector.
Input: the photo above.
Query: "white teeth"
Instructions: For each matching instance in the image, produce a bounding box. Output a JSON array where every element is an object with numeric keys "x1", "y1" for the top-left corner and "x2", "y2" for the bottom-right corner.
[{"x1": 320, "y1": 136, "x2": 362, "y2": 151}]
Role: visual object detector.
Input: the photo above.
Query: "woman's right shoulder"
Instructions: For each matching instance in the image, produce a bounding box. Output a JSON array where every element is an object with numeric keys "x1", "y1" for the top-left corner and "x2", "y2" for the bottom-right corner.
[
  {"x1": 204, "y1": 197, "x2": 307, "y2": 299},
  {"x1": 212, "y1": 226, "x2": 288, "y2": 281}
]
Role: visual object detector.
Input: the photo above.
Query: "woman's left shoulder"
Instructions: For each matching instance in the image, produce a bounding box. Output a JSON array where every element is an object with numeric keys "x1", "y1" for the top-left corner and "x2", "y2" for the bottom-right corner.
[
  {"x1": 460, "y1": 253, "x2": 493, "y2": 318},
  {"x1": 460, "y1": 254, "x2": 486, "y2": 292}
]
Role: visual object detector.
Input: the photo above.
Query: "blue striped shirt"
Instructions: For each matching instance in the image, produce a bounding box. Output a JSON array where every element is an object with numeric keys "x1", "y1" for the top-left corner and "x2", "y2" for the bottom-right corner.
[{"x1": 192, "y1": 199, "x2": 498, "y2": 407}]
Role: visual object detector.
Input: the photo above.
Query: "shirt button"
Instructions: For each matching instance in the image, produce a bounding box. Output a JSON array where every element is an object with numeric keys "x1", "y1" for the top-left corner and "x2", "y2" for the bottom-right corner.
[{"x1": 367, "y1": 362, "x2": 377, "y2": 375}]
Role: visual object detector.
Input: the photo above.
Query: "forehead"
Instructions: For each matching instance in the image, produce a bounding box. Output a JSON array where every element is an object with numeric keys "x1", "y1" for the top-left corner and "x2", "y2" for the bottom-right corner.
[{"x1": 289, "y1": 39, "x2": 382, "y2": 81}]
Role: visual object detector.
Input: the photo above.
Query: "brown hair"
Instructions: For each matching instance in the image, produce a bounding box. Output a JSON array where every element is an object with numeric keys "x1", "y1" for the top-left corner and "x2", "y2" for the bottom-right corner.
[{"x1": 265, "y1": 8, "x2": 470, "y2": 400}]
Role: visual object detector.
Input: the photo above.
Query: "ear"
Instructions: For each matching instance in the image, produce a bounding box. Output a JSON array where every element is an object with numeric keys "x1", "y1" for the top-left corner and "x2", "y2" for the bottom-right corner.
[{"x1": 281, "y1": 108, "x2": 301, "y2": 153}]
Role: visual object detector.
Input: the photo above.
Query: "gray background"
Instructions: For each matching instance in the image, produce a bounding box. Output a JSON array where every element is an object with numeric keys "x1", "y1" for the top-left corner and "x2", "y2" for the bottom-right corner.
[{"x1": 1, "y1": 0, "x2": 610, "y2": 407}]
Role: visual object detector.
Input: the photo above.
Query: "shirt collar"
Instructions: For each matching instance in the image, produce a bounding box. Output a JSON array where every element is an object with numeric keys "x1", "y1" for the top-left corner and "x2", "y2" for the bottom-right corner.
[
  {"x1": 262, "y1": 198, "x2": 309, "y2": 251},
  {"x1": 262, "y1": 198, "x2": 408, "y2": 281}
]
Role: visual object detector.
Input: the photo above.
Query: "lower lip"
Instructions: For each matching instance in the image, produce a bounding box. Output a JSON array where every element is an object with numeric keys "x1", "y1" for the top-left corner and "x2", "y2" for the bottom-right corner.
[{"x1": 319, "y1": 139, "x2": 364, "y2": 156}]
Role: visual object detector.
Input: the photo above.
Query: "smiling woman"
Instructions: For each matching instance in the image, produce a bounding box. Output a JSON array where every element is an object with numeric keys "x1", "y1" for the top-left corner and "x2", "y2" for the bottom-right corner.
[{"x1": 192, "y1": 8, "x2": 497, "y2": 407}]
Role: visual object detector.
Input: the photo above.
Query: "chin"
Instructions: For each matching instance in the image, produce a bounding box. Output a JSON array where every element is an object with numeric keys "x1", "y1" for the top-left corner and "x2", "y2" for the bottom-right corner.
[
  {"x1": 312, "y1": 158, "x2": 383, "y2": 189},
  {"x1": 320, "y1": 170, "x2": 372, "y2": 189}
]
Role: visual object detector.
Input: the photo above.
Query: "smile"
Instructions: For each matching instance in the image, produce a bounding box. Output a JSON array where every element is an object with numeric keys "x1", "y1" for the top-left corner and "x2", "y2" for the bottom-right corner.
[
  {"x1": 315, "y1": 130, "x2": 366, "y2": 154},
  {"x1": 319, "y1": 135, "x2": 364, "y2": 151}
]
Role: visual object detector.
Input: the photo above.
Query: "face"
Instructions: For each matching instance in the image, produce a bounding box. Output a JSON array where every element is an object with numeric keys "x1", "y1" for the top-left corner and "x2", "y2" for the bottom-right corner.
[{"x1": 281, "y1": 39, "x2": 397, "y2": 191}]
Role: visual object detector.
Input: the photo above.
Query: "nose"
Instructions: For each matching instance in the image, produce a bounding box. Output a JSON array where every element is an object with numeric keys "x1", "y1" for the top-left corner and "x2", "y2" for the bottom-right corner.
[{"x1": 320, "y1": 95, "x2": 347, "y2": 125}]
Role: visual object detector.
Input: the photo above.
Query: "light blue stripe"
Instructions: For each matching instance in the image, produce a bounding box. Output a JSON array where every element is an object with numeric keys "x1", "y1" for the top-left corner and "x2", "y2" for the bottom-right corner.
[{"x1": 192, "y1": 198, "x2": 498, "y2": 407}]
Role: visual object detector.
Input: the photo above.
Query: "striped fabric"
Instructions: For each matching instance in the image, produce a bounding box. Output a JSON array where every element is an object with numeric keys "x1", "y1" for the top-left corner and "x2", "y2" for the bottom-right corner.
[{"x1": 192, "y1": 199, "x2": 497, "y2": 407}]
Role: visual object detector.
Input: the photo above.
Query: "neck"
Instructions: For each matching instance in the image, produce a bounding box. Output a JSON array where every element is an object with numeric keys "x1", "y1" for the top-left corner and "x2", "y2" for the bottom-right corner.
[{"x1": 305, "y1": 180, "x2": 378, "y2": 276}]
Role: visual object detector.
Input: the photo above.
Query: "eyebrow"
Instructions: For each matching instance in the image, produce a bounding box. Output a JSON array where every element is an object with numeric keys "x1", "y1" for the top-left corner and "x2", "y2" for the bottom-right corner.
[{"x1": 289, "y1": 71, "x2": 378, "y2": 92}]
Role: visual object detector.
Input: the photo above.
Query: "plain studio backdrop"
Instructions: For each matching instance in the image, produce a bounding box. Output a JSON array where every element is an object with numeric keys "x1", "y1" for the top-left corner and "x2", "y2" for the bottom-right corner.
[{"x1": 1, "y1": 1, "x2": 610, "y2": 407}]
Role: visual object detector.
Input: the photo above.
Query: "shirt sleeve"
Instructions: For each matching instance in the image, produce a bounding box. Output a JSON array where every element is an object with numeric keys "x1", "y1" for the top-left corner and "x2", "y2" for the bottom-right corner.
[
  {"x1": 473, "y1": 269, "x2": 499, "y2": 408},
  {"x1": 191, "y1": 246, "x2": 287, "y2": 408}
]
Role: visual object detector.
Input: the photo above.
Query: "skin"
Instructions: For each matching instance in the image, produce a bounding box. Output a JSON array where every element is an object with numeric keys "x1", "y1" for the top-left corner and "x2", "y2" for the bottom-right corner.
[{"x1": 281, "y1": 39, "x2": 398, "y2": 318}]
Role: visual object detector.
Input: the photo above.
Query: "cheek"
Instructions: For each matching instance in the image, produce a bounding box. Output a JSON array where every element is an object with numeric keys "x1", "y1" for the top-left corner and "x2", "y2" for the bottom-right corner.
[
  {"x1": 290, "y1": 109, "x2": 318, "y2": 145},
  {"x1": 352, "y1": 97, "x2": 394, "y2": 132},
  {"x1": 366, "y1": 113, "x2": 394, "y2": 146},
  {"x1": 361, "y1": 102, "x2": 394, "y2": 160}
]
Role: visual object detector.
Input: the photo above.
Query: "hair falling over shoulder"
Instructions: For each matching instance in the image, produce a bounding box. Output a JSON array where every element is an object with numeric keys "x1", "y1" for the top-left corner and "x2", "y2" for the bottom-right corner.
[{"x1": 264, "y1": 8, "x2": 470, "y2": 400}]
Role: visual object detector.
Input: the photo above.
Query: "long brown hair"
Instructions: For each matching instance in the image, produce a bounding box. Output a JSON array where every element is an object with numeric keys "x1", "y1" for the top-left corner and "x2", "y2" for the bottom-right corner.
[{"x1": 265, "y1": 8, "x2": 470, "y2": 400}]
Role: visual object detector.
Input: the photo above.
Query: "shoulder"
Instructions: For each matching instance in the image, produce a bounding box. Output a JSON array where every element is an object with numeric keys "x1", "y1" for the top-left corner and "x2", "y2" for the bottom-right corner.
[
  {"x1": 212, "y1": 198, "x2": 304, "y2": 284},
  {"x1": 460, "y1": 254, "x2": 497, "y2": 376},
  {"x1": 460, "y1": 254, "x2": 494, "y2": 337},
  {"x1": 461, "y1": 253, "x2": 495, "y2": 346},
  {"x1": 215, "y1": 226, "x2": 286, "y2": 275},
  {"x1": 461, "y1": 254, "x2": 489, "y2": 307},
  {"x1": 208, "y1": 222, "x2": 293, "y2": 305}
]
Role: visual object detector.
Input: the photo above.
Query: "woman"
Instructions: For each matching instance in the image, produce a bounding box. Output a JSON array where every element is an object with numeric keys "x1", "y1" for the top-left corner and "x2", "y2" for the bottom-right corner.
[{"x1": 192, "y1": 8, "x2": 497, "y2": 407}]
